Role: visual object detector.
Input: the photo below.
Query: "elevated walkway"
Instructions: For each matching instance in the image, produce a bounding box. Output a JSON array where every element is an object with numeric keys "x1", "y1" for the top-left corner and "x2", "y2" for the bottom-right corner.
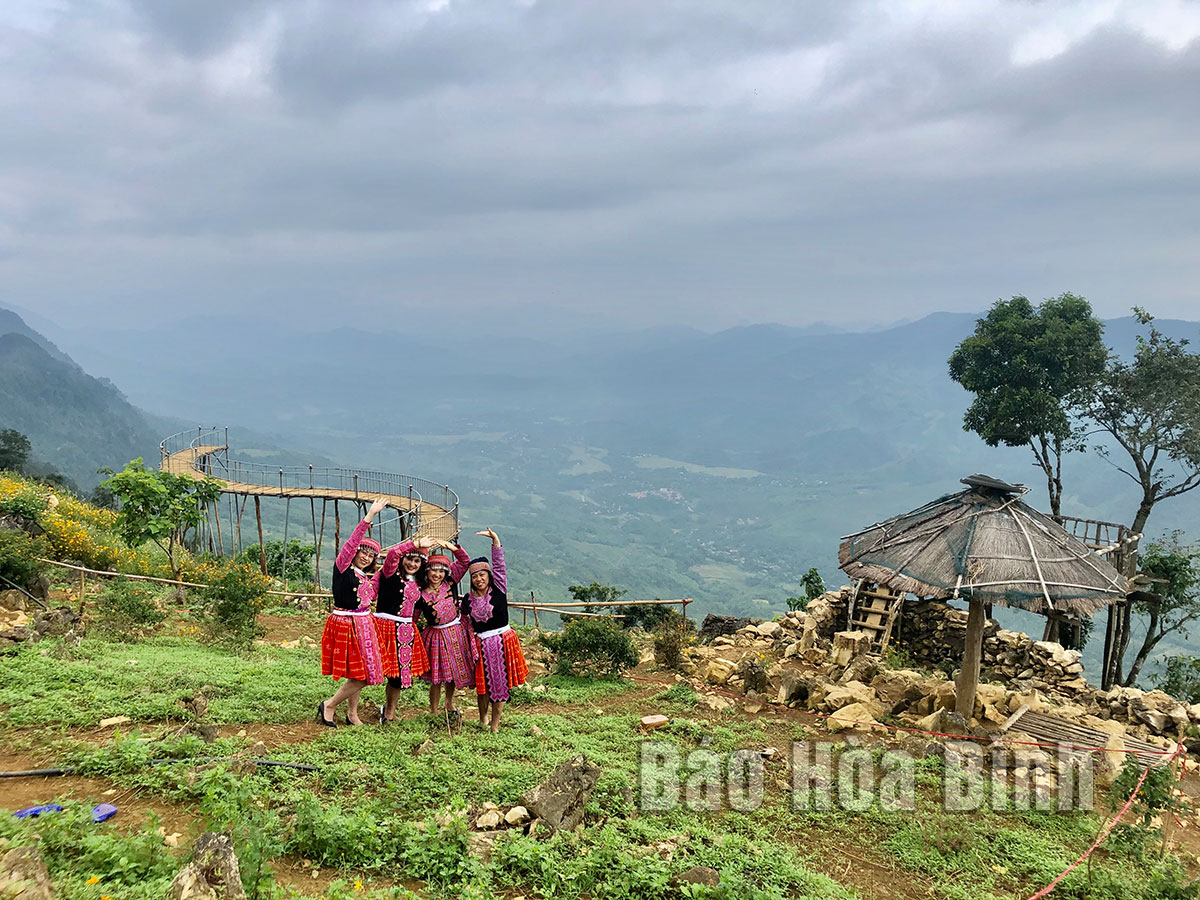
[{"x1": 160, "y1": 428, "x2": 459, "y2": 543}]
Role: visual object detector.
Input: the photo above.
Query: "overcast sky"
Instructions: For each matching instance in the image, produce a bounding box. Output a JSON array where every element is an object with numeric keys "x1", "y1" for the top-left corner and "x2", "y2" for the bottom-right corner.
[{"x1": 2, "y1": 0, "x2": 1198, "y2": 334}]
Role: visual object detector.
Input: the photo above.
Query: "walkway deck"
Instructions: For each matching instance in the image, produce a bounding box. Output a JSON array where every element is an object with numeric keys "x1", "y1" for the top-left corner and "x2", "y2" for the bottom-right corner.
[{"x1": 162, "y1": 443, "x2": 459, "y2": 541}]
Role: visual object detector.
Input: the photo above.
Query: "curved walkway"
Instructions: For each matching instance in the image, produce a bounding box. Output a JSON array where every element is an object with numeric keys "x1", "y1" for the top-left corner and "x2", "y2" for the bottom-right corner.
[{"x1": 160, "y1": 428, "x2": 459, "y2": 541}]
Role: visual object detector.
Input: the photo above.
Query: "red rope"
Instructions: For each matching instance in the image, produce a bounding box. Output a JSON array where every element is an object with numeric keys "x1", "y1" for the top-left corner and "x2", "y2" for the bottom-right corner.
[{"x1": 1024, "y1": 744, "x2": 1182, "y2": 899}]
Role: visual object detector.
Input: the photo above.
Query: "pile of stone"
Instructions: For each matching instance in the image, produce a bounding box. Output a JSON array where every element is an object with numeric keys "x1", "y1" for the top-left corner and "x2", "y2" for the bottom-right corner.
[{"x1": 0, "y1": 598, "x2": 82, "y2": 650}]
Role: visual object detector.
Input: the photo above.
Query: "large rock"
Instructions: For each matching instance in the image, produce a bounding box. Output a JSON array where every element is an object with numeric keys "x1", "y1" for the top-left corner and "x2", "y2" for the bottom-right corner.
[
  {"x1": 826, "y1": 702, "x2": 883, "y2": 733},
  {"x1": 777, "y1": 672, "x2": 812, "y2": 706},
  {"x1": 519, "y1": 755, "x2": 602, "y2": 833},
  {"x1": 0, "y1": 847, "x2": 53, "y2": 900},
  {"x1": 829, "y1": 631, "x2": 871, "y2": 667},
  {"x1": 705, "y1": 658, "x2": 737, "y2": 686},
  {"x1": 914, "y1": 708, "x2": 969, "y2": 736},
  {"x1": 169, "y1": 832, "x2": 246, "y2": 900},
  {"x1": 823, "y1": 681, "x2": 882, "y2": 718},
  {"x1": 755, "y1": 621, "x2": 783, "y2": 640},
  {"x1": 838, "y1": 654, "x2": 879, "y2": 686}
]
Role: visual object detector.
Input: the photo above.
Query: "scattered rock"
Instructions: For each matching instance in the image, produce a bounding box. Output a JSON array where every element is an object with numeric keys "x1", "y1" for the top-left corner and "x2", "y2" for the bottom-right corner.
[
  {"x1": 519, "y1": 754, "x2": 601, "y2": 833},
  {"x1": 826, "y1": 702, "x2": 883, "y2": 733},
  {"x1": 699, "y1": 614, "x2": 761, "y2": 641},
  {"x1": 475, "y1": 810, "x2": 503, "y2": 829},
  {"x1": 169, "y1": 832, "x2": 246, "y2": 900},
  {"x1": 829, "y1": 631, "x2": 871, "y2": 667},
  {"x1": 414, "y1": 738, "x2": 435, "y2": 757},
  {"x1": 466, "y1": 830, "x2": 503, "y2": 863},
  {"x1": 504, "y1": 805, "x2": 531, "y2": 825},
  {"x1": 641, "y1": 714, "x2": 669, "y2": 730},
  {"x1": 914, "y1": 708, "x2": 970, "y2": 736},
  {"x1": 99, "y1": 715, "x2": 132, "y2": 729}
]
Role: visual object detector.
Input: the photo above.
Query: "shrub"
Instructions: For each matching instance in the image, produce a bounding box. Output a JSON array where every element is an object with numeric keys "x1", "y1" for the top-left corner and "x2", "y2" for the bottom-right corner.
[
  {"x1": 94, "y1": 579, "x2": 167, "y2": 640},
  {"x1": 236, "y1": 539, "x2": 317, "y2": 583},
  {"x1": 0, "y1": 479, "x2": 47, "y2": 520},
  {"x1": 0, "y1": 528, "x2": 49, "y2": 591},
  {"x1": 1155, "y1": 655, "x2": 1200, "y2": 704},
  {"x1": 194, "y1": 567, "x2": 269, "y2": 650},
  {"x1": 652, "y1": 620, "x2": 685, "y2": 670},
  {"x1": 540, "y1": 616, "x2": 639, "y2": 676}
]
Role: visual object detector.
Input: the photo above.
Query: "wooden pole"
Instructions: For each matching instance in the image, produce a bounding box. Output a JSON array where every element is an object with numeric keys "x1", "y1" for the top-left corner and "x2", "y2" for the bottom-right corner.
[
  {"x1": 334, "y1": 500, "x2": 340, "y2": 554},
  {"x1": 213, "y1": 501, "x2": 224, "y2": 556},
  {"x1": 235, "y1": 495, "x2": 247, "y2": 556},
  {"x1": 955, "y1": 598, "x2": 986, "y2": 719},
  {"x1": 282, "y1": 497, "x2": 291, "y2": 592},
  {"x1": 316, "y1": 499, "x2": 326, "y2": 585},
  {"x1": 530, "y1": 591, "x2": 541, "y2": 629},
  {"x1": 255, "y1": 495, "x2": 267, "y2": 575},
  {"x1": 78, "y1": 568, "x2": 86, "y2": 615}
]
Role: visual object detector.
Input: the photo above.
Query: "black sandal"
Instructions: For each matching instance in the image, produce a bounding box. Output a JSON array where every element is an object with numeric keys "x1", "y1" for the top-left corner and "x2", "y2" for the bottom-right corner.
[
  {"x1": 316, "y1": 701, "x2": 337, "y2": 728},
  {"x1": 379, "y1": 704, "x2": 393, "y2": 725}
]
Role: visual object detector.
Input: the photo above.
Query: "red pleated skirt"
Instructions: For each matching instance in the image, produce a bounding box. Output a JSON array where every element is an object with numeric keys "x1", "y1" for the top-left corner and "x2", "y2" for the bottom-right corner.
[
  {"x1": 474, "y1": 627, "x2": 529, "y2": 701},
  {"x1": 373, "y1": 615, "x2": 430, "y2": 687},
  {"x1": 320, "y1": 613, "x2": 382, "y2": 684}
]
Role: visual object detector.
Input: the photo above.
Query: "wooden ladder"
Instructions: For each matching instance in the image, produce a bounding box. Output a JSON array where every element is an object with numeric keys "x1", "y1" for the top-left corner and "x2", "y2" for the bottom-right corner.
[{"x1": 847, "y1": 581, "x2": 905, "y2": 654}]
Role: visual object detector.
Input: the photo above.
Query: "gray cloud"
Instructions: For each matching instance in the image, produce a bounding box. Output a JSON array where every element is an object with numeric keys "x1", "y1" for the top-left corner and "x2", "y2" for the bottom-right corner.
[{"x1": 1, "y1": 0, "x2": 1198, "y2": 332}]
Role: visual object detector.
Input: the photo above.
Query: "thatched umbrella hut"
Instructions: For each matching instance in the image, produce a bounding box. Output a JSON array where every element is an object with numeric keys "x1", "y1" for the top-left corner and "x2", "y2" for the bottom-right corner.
[{"x1": 839, "y1": 475, "x2": 1127, "y2": 718}]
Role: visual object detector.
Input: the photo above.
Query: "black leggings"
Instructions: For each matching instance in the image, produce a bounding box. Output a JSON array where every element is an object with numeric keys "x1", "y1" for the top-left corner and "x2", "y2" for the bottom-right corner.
[{"x1": 386, "y1": 677, "x2": 405, "y2": 689}]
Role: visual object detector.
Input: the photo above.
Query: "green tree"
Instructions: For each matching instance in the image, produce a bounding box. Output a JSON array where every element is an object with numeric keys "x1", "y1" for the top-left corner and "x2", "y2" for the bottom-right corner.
[
  {"x1": 567, "y1": 580, "x2": 627, "y2": 614},
  {"x1": 1121, "y1": 535, "x2": 1200, "y2": 687},
  {"x1": 948, "y1": 294, "x2": 1106, "y2": 517},
  {"x1": 786, "y1": 568, "x2": 826, "y2": 611},
  {"x1": 0, "y1": 428, "x2": 31, "y2": 473},
  {"x1": 102, "y1": 458, "x2": 223, "y2": 579},
  {"x1": 1155, "y1": 655, "x2": 1200, "y2": 705},
  {"x1": 1087, "y1": 309, "x2": 1200, "y2": 538}
]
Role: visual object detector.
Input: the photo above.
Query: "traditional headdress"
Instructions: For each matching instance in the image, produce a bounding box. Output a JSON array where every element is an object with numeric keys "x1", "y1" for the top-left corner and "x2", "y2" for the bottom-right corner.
[
  {"x1": 427, "y1": 552, "x2": 451, "y2": 572},
  {"x1": 467, "y1": 557, "x2": 491, "y2": 576},
  {"x1": 359, "y1": 538, "x2": 381, "y2": 554}
]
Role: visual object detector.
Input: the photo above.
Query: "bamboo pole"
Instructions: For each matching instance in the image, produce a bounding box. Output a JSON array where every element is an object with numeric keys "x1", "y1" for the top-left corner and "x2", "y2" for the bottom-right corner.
[
  {"x1": 316, "y1": 499, "x2": 326, "y2": 585},
  {"x1": 530, "y1": 591, "x2": 541, "y2": 629},
  {"x1": 235, "y1": 495, "x2": 247, "y2": 556},
  {"x1": 255, "y1": 495, "x2": 267, "y2": 575},
  {"x1": 334, "y1": 500, "x2": 340, "y2": 554},
  {"x1": 36, "y1": 558, "x2": 331, "y2": 599},
  {"x1": 78, "y1": 568, "x2": 86, "y2": 615}
]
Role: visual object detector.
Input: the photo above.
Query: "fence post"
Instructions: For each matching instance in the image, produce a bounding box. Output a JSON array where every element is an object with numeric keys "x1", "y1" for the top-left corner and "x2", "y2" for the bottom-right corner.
[
  {"x1": 78, "y1": 568, "x2": 86, "y2": 615},
  {"x1": 530, "y1": 591, "x2": 540, "y2": 629}
]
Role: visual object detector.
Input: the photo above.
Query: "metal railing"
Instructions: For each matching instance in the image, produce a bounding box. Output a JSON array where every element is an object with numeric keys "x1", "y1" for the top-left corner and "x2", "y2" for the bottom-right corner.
[{"x1": 159, "y1": 427, "x2": 459, "y2": 538}]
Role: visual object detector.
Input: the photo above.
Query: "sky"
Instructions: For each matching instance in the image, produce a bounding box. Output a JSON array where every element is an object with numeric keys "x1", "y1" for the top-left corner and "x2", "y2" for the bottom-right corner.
[{"x1": 1, "y1": 0, "x2": 1199, "y2": 335}]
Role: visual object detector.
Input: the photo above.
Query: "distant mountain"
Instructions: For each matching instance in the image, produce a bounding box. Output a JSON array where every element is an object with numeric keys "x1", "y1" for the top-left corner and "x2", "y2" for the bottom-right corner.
[{"x1": 0, "y1": 314, "x2": 161, "y2": 489}]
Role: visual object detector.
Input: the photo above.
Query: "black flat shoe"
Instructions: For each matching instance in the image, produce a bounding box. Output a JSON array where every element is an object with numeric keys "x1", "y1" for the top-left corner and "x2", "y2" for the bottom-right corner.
[{"x1": 317, "y1": 701, "x2": 337, "y2": 728}]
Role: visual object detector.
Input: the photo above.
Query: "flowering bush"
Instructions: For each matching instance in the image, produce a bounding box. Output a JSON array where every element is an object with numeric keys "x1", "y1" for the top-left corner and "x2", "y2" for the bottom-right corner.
[{"x1": 193, "y1": 566, "x2": 271, "y2": 650}]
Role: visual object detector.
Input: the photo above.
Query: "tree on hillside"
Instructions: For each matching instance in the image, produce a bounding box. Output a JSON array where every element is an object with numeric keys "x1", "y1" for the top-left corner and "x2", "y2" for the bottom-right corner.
[
  {"x1": 103, "y1": 458, "x2": 223, "y2": 579},
  {"x1": 1086, "y1": 309, "x2": 1200, "y2": 538},
  {"x1": 1120, "y1": 535, "x2": 1200, "y2": 687},
  {"x1": 568, "y1": 580, "x2": 627, "y2": 614},
  {"x1": 0, "y1": 428, "x2": 31, "y2": 472},
  {"x1": 237, "y1": 539, "x2": 316, "y2": 584},
  {"x1": 948, "y1": 294, "x2": 1106, "y2": 517}
]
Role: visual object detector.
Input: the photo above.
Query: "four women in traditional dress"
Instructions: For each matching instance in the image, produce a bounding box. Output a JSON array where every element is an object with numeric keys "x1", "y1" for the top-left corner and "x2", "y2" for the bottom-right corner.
[{"x1": 317, "y1": 496, "x2": 525, "y2": 732}]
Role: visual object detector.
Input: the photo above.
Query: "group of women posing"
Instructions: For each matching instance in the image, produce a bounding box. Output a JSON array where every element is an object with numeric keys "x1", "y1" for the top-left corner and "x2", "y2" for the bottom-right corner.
[{"x1": 317, "y1": 497, "x2": 528, "y2": 733}]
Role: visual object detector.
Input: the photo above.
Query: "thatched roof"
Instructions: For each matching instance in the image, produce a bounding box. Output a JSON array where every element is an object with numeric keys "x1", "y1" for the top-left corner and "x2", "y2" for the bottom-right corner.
[{"x1": 838, "y1": 475, "x2": 1127, "y2": 615}]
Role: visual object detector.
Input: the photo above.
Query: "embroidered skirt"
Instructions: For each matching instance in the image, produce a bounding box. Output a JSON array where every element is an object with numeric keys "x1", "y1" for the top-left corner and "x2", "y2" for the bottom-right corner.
[
  {"x1": 474, "y1": 626, "x2": 528, "y2": 702},
  {"x1": 373, "y1": 614, "x2": 430, "y2": 687},
  {"x1": 421, "y1": 617, "x2": 476, "y2": 687},
  {"x1": 321, "y1": 611, "x2": 384, "y2": 685}
]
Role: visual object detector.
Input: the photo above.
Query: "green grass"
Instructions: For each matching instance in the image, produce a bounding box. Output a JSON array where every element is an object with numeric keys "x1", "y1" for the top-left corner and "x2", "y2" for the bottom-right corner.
[{"x1": 3, "y1": 634, "x2": 1199, "y2": 900}]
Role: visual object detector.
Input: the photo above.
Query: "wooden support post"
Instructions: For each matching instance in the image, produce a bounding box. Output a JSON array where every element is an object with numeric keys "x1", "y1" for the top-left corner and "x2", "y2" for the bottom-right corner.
[
  {"x1": 530, "y1": 591, "x2": 541, "y2": 629},
  {"x1": 316, "y1": 499, "x2": 326, "y2": 585},
  {"x1": 78, "y1": 568, "x2": 86, "y2": 615},
  {"x1": 334, "y1": 500, "x2": 340, "y2": 553},
  {"x1": 255, "y1": 495, "x2": 267, "y2": 575},
  {"x1": 235, "y1": 495, "x2": 247, "y2": 556},
  {"x1": 955, "y1": 598, "x2": 986, "y2": 719},
  {"x1": 213, "y1": 501, "x2": 224, "y2": 556},
  {"x1": 282, "y1": 497, "x2": 291, "y2": 592}
]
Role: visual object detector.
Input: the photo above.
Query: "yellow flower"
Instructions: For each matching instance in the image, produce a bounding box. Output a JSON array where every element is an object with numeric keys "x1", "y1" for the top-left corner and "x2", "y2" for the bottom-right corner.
[
  {"x1": 86, "y1": 877, "x2": 100, "y2": 885},
  {"x1": 354, "y1": 881, "x2": 364, "y2": 891}
]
